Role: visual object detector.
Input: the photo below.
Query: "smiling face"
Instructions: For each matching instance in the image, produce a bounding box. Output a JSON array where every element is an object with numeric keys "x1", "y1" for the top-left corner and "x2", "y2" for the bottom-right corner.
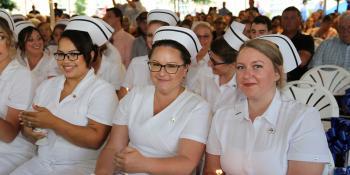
[
  {"x1": 56, "y1": 37, "x2": 89, "y2": 80},
  {"x1": 149, "y1": 45, "x2": 188, "y2": 94},
  {"x1": 236, "y1": 47, "x2": 280, "y2": 100},
  {"x1": 24, "y1": 30, "x2": 44, "y2": 56}
]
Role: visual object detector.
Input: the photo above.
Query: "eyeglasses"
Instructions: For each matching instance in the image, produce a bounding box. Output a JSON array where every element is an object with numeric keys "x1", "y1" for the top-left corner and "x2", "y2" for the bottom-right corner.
[
  {"x1": 208, "y1": 51, "x2": 228, "y2": 66},
  {"x1": 54, "y1": 51, "x2": 83, "y2": 61},
  {"x1": 196, "y1": 34, "x2": 211, "y2": 40},
  {"x1": 147, "y1": 61, "x2": 185, "y2": 74}
]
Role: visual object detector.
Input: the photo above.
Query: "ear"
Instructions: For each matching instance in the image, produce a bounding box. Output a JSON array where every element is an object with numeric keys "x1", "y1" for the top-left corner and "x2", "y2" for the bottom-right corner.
[{"x1": 274, "y1": 66, "x2": 283, "y2": 82}]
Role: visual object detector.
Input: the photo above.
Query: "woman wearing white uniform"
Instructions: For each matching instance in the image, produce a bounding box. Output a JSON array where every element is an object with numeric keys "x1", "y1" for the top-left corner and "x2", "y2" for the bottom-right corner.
[
  {"x1": 0, "y1": 16, "x2": 35, "y2": 175},
  {"x1": 121, "y1": 9, "x2": 179, "y2": 93},
  {"x1": 192, "y1": 21, "x2": 249, "y2": 112},
  {"x1": 95, "y1": 26, "x2": 210, "y2": 175},
  {"x1": 204, "y1": 36, "x2": 330, "y2": 175},
  {"x1": 95, "y1": 18, "x2": 126, "y2": 99},
  {"x1": 11, "y1": 17, "x2": 119, "y2": 175},
  {"x1": 15, "y1": 21, "x2": 60, "y2": 87}
]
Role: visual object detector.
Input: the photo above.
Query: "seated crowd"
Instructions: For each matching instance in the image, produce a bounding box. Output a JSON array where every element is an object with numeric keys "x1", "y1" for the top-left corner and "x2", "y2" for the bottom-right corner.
[{"x1": 0, "y1": 0, "x2": 349, "y2": 174}]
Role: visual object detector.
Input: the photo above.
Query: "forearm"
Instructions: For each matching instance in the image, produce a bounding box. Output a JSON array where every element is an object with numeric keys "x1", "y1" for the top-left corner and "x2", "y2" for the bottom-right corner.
[
  {"x1": 143, "y1": 156, "x2": 198, "y2": 175},
  {"x1": 95, "y1": 148, "x2": 118, "y2": 175},
  {"x1": 0, "y1": 118, "x2": 19, "y2": 143},
  {"x1": 52, "y1": 119, "x2": 110, "y2": 149}
]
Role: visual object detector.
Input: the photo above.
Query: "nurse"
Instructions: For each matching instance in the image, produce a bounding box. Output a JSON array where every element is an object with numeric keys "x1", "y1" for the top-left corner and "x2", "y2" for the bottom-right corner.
[
  {"x1": 192, "y1": 21, "x2": 249, "y2": 112},
  {"x1": 0, "y1": 15, "x2": 34, "y2": 175},
  {"x1": 14, "y1": 21, "x2": 60, "y2": 86},
  {"x1": 95, "y1": 26, "x2": 210, "y2": 175},
  {"x1": 121, "y1": 9, "x2": 179, "y2": 92},
  {"x1": 204, "y1": 35, "x2": 330, "y2": 175},
  {"x1": 11, "y1": 16, "x2": 119, "y2": 175}
]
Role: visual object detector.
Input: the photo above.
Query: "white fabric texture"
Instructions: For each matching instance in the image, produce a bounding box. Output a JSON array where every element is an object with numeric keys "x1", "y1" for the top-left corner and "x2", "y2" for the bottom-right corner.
[{"x1": 207, "y1": 90, "x2": 330, "y2": 175}]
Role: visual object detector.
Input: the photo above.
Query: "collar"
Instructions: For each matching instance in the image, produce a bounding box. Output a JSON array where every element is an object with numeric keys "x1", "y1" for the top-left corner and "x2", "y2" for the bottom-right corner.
[
  {"x1": 213, "y1": 73, "x2": 237, "y2": 89},
  {"x1": 60, "y1": 69, "x2": 96, "y2": 99},
  {"x1": 0, "y1": 59, "x2": 21, "y2": 79},
  {"x1": 233, "y1": 89, "x2": 281, "y2": 127}
]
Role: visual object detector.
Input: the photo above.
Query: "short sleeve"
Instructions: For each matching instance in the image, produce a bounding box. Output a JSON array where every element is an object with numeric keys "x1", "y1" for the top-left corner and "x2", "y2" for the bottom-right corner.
[
  {"x1": 309, "y1": 40, "x2": 328, "y2": 68},
  {"x1": 287, "y1": 108, "x2": 330, "y2": 163},
  {"x1": 206, "y1": 110, "x2": 222, "y2": 155},
  {"x1": 113, "y1": 87, "x2": 136, "y2": 125},
  {"x1": 8, "y1": 69, "x2": 34, "y2": 110},
  {"x1": 86, "y1": 83, "x2": 119, "y2": 126},
  {"x1": 180, "y1": 99, "x2": 211, "y2": 144}
]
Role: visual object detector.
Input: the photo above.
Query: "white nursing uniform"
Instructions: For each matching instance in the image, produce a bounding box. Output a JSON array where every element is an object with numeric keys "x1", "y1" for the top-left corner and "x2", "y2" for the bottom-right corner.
[
  {"x1": 186, "y1": 54, "x2": 213, "y2": 90},
  {"x1": 114, "y1": 86, "x2": 211, "y2": 175},
  {"x1": 11, "y1": 69, "x2": 118, "y2": 175},
  {"x1": 122, "y1": 55, "x2": 152, "y2": 89},
  {"x1": 17, "y1": 51, "x2": 61, "y2": 88},
  {"x1": 97, "y1": 44, "x2": 126, "y2": 91},
  {"x1": 207, "y1": 90, "x2": 330, "y2": 175},
  {"x1": 0, "y1": 59, "x2": 35, "y2": 175},
  {"x1": 192, "y1": 71, "x2": 237, "y2": 112}
]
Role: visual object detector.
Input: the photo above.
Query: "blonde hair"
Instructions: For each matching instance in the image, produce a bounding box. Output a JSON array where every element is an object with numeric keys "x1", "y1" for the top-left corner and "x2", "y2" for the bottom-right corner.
[
  {"x1": 191, "y1": 21, "x2": 214, "y2": 32},
  {"x1": 239, "y1": 39, "x2": 286, "y2": 88},
  {"x1": 0, "y1": 19, "x2": 16, "y2": 59}
]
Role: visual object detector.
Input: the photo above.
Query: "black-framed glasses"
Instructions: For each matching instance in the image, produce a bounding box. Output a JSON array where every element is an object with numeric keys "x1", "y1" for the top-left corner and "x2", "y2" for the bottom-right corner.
[
  {"x1": 54, "y1": 52, "x2": 83, "y2": 61},
  {"x1": 147, "y1": 61, "x2": 185, "y2": 74},
  {"x1": 208, "y1": 51, "x2": 228, "y2": 66}
]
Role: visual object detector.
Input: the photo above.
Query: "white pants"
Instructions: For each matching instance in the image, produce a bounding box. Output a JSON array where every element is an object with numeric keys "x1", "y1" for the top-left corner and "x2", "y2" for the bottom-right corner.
[
  {"x1": 10, "y1": 156, "x2": 94, "y2": 175},
  {"x1": 0, "y1": 152, "x2": 33, "y2": 175}
]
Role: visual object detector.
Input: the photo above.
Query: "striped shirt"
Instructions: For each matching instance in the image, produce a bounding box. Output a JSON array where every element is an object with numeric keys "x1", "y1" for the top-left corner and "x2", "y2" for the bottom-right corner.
[{"x1": 310, "y1": 37, "x2": 350, "y2": 70}]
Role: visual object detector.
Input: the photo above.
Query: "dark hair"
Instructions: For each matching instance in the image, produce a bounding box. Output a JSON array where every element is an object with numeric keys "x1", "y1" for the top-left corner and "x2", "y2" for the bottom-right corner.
[
  {"x1": 210, "y1": 37, "x2": 238, "y2": 63},
  {"x1": 252, "y1": 15, "x2": 272, "y2": 31},
  {"x1": 149, "y1": 40, "x2": 191, "y2": 65},
  {"x1": 322, "y1": 14, "x2": 333, "y2": 23},
  {"x1": 283, "y1": 6, "x2": 301, "y2": 18},
  {"x1": 53, "y1": 24, "x2": 66, "y2": 33},
  {"x1": 17, "y1": 26, "x2": 43, "y2": 52},
  {"x1": 60, "y1": 30, "x2": 98, "y2": 68},
  {"x1": 136, "y1": 11, "x2": 148, "y2": 22},
  {"x1": 272, "y1": 15, "x2": 281, "y2": 22},
  {"x1": 106, "y1": 7, "x2": 123, "y2": 24}
]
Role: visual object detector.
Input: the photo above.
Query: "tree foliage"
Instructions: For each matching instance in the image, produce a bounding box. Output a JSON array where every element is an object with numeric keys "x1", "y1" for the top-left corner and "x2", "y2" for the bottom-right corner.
[
  {"x1": 75, "y1": 0, "x2": 86, "y2": 15},
  {"x1": 0, "y1": 0, "x2": 16, "y2": 11}
]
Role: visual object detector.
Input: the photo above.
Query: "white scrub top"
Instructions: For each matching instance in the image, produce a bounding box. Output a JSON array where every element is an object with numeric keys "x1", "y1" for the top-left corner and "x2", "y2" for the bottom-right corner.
[
  {"x1": 186, "y1": 54, "x2": 213, "y2": 90},
  {"x1": 122, "y1": 55, "x2": 152, "y2": 89},
  {"x1": 192, "y1": 71, "x2": 237, "y2": 112},
  {"x1": 0, "y1": 59, "x2": 35, "y2": 174},
  {"x1": 11, "y1": 69, "x2": 118, "y2": 175},
  {"x1": 114, "y1": 86, "x2": 210, "y2": 173},
  {"x1": 16, "y1": 51, "x2": 61, "y2": 88},
  {"x1": 207, "y1": 90, "x2": 330, "y2": 175},
  {"x1": 97, "y1": 44, "x2": 126, "y2": 91}
]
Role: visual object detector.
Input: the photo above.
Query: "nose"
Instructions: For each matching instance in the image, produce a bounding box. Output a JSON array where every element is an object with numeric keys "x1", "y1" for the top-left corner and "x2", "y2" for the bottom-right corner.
[{"x1": 241, "y1": 68, "x2": 253, "y2": 80}]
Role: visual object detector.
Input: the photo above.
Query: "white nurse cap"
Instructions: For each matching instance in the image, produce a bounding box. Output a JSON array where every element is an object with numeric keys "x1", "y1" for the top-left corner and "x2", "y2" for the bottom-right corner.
[
  {"x1": 223, "y1": 21, "x2": 249, "y2": 51},
  {"x1": 11, "y1": 14, "x2": 26, "y2": 22},
  {"x1": 14, "y1": 21, "x2": 35, "y2": 41},
  {"x1": 257, "y1": 34, "x2": 301, "y2": 73},
  {"x1": 65, "y1": 16, "x2": 112, "y2": 46},
  {"x1": 0, "y1": 9, "x2": 15, "y2": 32},
  {"x1": 147, "y1": 9, "x2": 179, "y2": 26},
  {"x1": 153, "y1": 26, "x2": 202, "y2": 64},
  {"x1": 98, "y1": 18, "x2": 114, "y2": 34}
]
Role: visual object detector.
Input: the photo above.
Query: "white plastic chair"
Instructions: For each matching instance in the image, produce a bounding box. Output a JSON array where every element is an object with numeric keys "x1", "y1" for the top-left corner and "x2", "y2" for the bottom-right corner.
[
  {"x1": 282, "y1": 80, "x2": 339, "y2": 120},
  {"x1": 301, "y1": 65, "x2": 350, "y2": 95},
  {"x1": 283, "y1": 81, "x2": 337, "y2": 175}
]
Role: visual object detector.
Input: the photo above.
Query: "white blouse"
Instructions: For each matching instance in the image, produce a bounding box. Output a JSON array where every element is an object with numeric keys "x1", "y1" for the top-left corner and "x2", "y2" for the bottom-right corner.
[{"x1": 207, "y1": 90, "x2": 330, "y2": 175}]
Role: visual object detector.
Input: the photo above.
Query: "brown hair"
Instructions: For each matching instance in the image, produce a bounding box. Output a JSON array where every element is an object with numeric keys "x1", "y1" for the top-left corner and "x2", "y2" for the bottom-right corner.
[{"x1": 239, "y1": 39, "x2": 286, "y2": 88}]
